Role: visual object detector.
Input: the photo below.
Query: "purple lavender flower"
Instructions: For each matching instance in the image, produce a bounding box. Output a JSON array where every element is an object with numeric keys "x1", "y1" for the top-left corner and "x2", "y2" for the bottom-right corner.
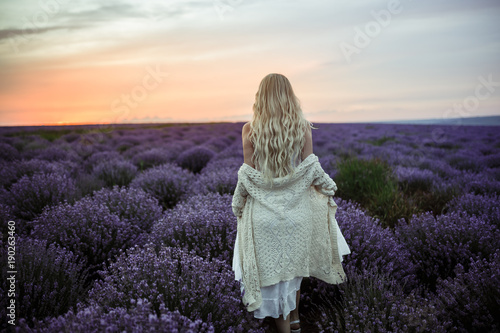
[
  {"x1": 482, "y1": 152, "x2": 500, "y2": 169},
  {"x1": 395, "y1": 211, "x2": 500, "y2": 291},
  {"x1": 132, "y1": 147, "x2": 177, "y2": 170},
  {"x1": 21, "y1": 300, "x2": 215, "y2": 333},
  {"x1": 83, "y1": 150, "x2": 123, "y2": 172},
  {"x1": 447, "y1": 192, "x2": 500, "y2": 227},
  {"x1": 87, "y1": 244, "x2": 264, "y2": 332},
  {"x1": 31, "y1": 196, "x2": 146, "y2": 279},
  {"x1": 318, "y1": 155, "x2": 338, "y2": 179},
  {"x1": 394, "y1": 165, "x2": 438, "y2": 193},
  {"x1": 1, "y1": 159, "x2": 73, "y2": 190},
  {"x1": 435, "y1": 252, "x2": 500, "y2": 332},
  {"x1": 90, "y1": 185, "x2": 163, "y2": 232},
  {"x1": 322, "y1": 198, "x2": 417, "y2": 288},
  {"x1": 0, "y1": 237, "x2": 88, "y2": 329},
  {"x1": 176, "y1": 146, "x2": 215, "y2": 173},
  {"x1": 316, "y1": 266, "x2": 448, "y2": 333},
  {"x1": 130, "y1": 163, "x2": 194, "y2": 209},
  {"x1": 446, "y1": 149, "x2": 485, "y2": 173},
  {"x1": 34, "y1": 145, "x2": 81, "y2": 163},
  {"x1": 148, "y1": 193, "x2": 236, "y2": 263},
  {"x1": 203, "y1": 136, "x2": 233, "y2": 152},
  {"x1": 6, "y1": 172, "x2": 77, "y2": 222},
  {"x1": 0, "y1": 161, "x2": 18, "y2": 189},
  {"x1": 0, "y1": 142, "x2": 20, "y2": 161},
  {"x1": 91, "y1": 158, "x2": 138, "y2": 187},
  {"x1": 192, "y1": 165, "x2": 239, "y2": 195},
  {"x1": 453, "y1": 170, "x2": 500, "y2": 195},
  {"x1": 0, "y1": 202, "x2": 16, "y2": 238}
]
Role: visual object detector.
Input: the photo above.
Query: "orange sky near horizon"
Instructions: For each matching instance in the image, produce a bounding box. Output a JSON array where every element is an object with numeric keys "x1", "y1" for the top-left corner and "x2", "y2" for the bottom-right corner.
[{"x1": 1, "y1": 0, "x2": 499, "y2": 126}]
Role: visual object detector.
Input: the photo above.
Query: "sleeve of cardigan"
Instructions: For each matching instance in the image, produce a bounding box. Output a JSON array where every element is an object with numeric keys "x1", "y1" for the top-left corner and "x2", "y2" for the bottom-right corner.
[
  {"x1": 232, "y1": 174, "x2": 248, "y2": 218},
  {"x1": 312, "y1": 161, "x2": 338, "y2": 197}
]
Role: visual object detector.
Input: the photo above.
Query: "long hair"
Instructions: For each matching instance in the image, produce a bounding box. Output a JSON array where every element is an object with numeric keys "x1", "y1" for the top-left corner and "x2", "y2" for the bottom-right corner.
[{"x1": 249, "y1": 73, "x2": 312, "y2": 183}]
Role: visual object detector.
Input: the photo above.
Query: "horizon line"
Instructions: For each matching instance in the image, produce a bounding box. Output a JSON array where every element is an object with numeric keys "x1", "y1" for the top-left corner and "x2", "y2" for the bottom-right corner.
[{"x1": 0, "y1": 114, "x2": 499, "y2": 128}]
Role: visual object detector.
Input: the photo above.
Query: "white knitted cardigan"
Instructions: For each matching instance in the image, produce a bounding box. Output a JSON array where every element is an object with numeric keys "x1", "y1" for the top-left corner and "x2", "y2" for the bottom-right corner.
[{"x1": 232, "y1": 153, "x2": 347, "y2": 312}]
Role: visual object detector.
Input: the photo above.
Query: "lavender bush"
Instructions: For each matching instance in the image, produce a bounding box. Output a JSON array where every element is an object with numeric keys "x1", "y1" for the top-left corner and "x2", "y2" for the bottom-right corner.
[
  {"x1": 395, "y1": 211, "x2": 500, "y2": 291},
  {"x1": 0, "y1": 142, "x2": 20, "y2": 161},
  {"x1": 0, "y1": 159, "x2": 71, "y2": 190},
  {"x1": 0, "y1": 203, "x2": 15, "y2": 239},
  {"x1": 90, "y1": 186, "x2": 163, "y2": 232},
  {"x1": 0, "y1": 237, "x2": 88, "y2": 329},
  {"x1": 434, "y1": 252, "x2": 500, "y2": 332},
  {"x1": 21, "y1": 300, "x2": 214, "y2": 333},
  {"x1": 316, "y1": 266, "x2": 447, "y2": 333},
  {"x1": 482, "y1": 151, "x2": 500, "y2": 169},
  {"x1": 18, "y1": 136, "x2": 51, "y2": 156},
  {"x1": 0, "y1": 161, "x2": 17, "y2": 189},
  {"x1": 446, "y1": 150, "x2": 485, "y2": 173},
  {"x1": 73, "y1": 172, "x2": 106, "y2": 199},
  {"x1": 5, "y1": 172, "x2": 77, "y2": 222},
  {"x1": 91, "y1": 158, "x2": 138, "y2": 187},
  {"x1": 87, "y1": 244, "x2": 264, "y2": 332},
  {"x1": 394, "y1": 165, "x2": 438, "y2": 193},
  {"x1": 335, "y1": 198, "x2": 417, "y2": 288},
  {"x1": 130, "y1": 163, "x2": 194, "y2": 209},
  {"x1": 447, "y1": 192, "x2": 500, "y2": 227},
  {"x1": 193, "y1": 165, "x2": 239, "y2": 195},
  {"x1": 176, "y1": 146, "x2": 215, "y2": 173},
  {"x1": 203, "y1": 136, "x2": 233, "y2": 152},
  {"x1": 34, "y1": 146, "x2": 81, "y2": 163},
  {"x1": 455, "y1": 170, "x2": 500, "y2": 195},
  {"x1": 300, "y1": 197, "x2": 419, "y2": 321},
  {"x1": 132, "y1": 147, "x2": 176, "y2": 170},
  {"x1": 31, "y1": 197, "x2": 146, "y2": 281},
  {"x1": 148, "y1": 193, "x2": 236, "y2": 263},
  {"x1": 83, "y1": 151, "x2": 123, "y2": 173}
]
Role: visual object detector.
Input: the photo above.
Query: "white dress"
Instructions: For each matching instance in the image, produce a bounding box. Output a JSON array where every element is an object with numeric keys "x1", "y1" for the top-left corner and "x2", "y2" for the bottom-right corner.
[{"x1": 232, "y1": 222, "x2": 350, "y2": 319}]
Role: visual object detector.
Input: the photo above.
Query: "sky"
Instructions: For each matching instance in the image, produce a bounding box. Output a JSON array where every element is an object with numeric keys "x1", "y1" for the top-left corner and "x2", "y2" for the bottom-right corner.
[{"x1": 0, "y1": 0, "x2": 499, "y2": 126}]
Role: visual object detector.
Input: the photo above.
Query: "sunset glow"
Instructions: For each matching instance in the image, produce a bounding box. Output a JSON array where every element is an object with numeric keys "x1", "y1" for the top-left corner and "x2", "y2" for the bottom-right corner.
[{"x1": 1, "y1": 0, "x2": 499, "y2": 126}]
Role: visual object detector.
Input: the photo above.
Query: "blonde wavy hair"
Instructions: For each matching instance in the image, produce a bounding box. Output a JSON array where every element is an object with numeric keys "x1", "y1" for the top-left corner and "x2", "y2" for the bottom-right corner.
[{"x1": 249, "y1": 73, "x2": 312, "y2": 183}]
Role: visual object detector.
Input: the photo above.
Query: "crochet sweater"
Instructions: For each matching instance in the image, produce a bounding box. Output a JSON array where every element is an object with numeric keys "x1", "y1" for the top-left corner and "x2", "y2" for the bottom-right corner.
[{"x1": 232, "y1": 153, "x2": 347, "y2": 312}]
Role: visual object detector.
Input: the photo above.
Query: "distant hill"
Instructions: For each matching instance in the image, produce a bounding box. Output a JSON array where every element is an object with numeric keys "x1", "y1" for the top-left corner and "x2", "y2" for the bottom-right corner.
[{"x1": 375, "y1": 115, "x2": 500, "y2": 126}]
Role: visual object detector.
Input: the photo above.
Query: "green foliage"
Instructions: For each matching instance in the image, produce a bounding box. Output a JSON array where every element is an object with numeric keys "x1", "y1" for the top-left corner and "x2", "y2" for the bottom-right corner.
[
  {"x1": 400, "y1": 183, "x2": 459, "y2": 216},
  {"x1": 6, "y1": 129, "x2": 86, "y2": 142},
  {"x1": 365, "y1": 136, "x2": 397, "y2": 146},
  {"x1": 424, "y1": 141, "x2": 461, "y2": 150},
  {"x1": 334, "y1": 157, "x2": 415, "y2": 228}
]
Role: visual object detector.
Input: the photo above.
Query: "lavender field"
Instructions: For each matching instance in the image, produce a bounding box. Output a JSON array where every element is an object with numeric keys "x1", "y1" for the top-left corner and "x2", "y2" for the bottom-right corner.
[{"x1": 0, "y1": 122, "x2": 499, "y2": 332}]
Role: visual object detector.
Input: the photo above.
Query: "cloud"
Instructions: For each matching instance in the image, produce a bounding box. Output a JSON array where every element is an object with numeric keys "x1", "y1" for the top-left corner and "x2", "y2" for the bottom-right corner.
[
  {"x1": 0, "y1": 27, "x2": 64, "y2": 41},
  {"x1": 0, "y1": 0, "x2": 499, "y2": 126}
]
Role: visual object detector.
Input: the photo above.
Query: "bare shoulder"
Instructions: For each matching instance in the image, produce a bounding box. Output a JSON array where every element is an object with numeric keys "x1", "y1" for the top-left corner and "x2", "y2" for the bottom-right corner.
[
  {"x1": 242, "y1": 122, "x2": 251, "y2": 135},
  {"x1": 302, "y1": 125, "x2": 313, "y2": 160},
  {"x1": 242, "y1": 122, "x2": 252, "y2": 144},
  {"x1": 241, "y1": 122, "x2": 255, "y2": 167},
  {"x1": 304, "y1": 125, "x2": 312, "y2": 138}
]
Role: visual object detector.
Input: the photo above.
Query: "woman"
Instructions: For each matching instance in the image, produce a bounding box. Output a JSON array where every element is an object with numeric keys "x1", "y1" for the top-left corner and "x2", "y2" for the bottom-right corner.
[{"x1": 232, "y1": 73, "x2": 350, "y2": 333}]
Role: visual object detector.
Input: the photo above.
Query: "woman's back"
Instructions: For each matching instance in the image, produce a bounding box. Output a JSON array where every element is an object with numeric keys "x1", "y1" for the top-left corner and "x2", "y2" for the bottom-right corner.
[{"x1": 232, "y1": 73, "x2": 349, "y2": 333}]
